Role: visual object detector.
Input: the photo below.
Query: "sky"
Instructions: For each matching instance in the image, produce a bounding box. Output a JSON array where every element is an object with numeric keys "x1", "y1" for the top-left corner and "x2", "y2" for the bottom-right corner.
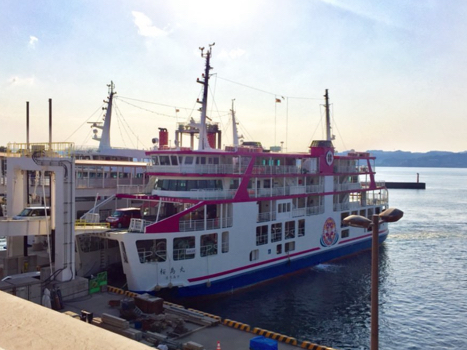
[{"x1": 1, "y1": 0, "x2": 466, "y2": 153}]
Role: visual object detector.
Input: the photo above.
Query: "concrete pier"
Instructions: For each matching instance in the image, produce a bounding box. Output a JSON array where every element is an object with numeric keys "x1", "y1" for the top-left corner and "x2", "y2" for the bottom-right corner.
[{"x1": 385, "y1": 182, "x2": 426, "y2": 189}]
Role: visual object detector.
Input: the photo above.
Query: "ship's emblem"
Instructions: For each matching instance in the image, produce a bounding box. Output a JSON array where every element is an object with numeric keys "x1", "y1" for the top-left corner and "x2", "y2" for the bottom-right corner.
[
  {"x1": 326, "y1": 150, "x2": 334, "y2": 166},
  {"x1": 320, "y1": 217, "x2": 339, "y2": 247}
]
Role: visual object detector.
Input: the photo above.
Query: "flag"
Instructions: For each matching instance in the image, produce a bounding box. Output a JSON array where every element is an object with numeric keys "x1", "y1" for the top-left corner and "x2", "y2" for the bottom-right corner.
[{"x1": 275, "y1": 98, "x2": 281, "y2": 103}]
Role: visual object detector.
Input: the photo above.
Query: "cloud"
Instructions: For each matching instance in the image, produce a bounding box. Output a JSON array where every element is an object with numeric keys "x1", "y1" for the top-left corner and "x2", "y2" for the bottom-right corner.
[
  {"x1": 132, "y1": 11, "x2": 169, "y2": 37},
  {"x1": 217, "y1": 48, "x2": 246, "y2": 60},
  {"x1": 8, "y1": 76, "x2": 35, "y2": 86},
  {"x1": 318, "y1": 0, "x2": 407, "y2": 29},
  {"x1": 28, "y1": 35, "x2": 38, "y2": 49}
]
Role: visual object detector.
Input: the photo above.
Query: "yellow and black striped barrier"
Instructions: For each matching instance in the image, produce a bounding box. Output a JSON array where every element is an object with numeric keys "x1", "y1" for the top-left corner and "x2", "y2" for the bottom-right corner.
[
  {"x1": 163, "y1": 301, "x2": 185, "y2": 309},
  {"x1": 223, "y1": 318, "x2": 251, "y2": 332},
  {"x1": 252, "y1": 327, "x2": 297, "y2": 346},
  {"x1": 301, "y1": 341, "x2": 336, "y2": 350},
  {"x1": 106, "y1": 286, "x2": 138, "y2": 298}
]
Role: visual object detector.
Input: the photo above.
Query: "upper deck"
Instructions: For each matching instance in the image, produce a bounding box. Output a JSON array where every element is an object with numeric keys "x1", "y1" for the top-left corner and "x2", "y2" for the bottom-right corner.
[{"x1": 145, "y1": 146, "x2": 376, "y2": 177}]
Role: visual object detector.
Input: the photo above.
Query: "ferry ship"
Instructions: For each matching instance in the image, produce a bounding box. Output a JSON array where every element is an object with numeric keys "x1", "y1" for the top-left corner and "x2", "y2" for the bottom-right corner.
[{"x1": 94, "y1": 44, "x2": 390, "y2": 297}]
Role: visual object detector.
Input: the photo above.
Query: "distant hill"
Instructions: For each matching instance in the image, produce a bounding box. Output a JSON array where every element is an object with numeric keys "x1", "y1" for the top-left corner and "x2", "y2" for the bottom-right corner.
[{"x1": 352, "y1": 150, "x2": 467, "y2": 168}]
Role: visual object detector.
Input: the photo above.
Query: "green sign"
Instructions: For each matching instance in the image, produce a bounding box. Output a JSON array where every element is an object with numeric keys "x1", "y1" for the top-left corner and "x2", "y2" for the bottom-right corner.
[{"x1": 89, "y1": 271, "x2": 108, "y2": 294}]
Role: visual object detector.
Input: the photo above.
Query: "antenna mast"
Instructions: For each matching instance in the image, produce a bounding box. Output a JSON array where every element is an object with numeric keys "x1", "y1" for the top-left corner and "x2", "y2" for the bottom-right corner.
[
  {"x1": 231, "y1": 99, "x2": 239, "y2": 147},
  {"x1": 99, "y1": 81, "x2": 116, "y2": 150},
  {"x1": 324, "y1": 89, "x2": 333, "y2": 142},
  {"x1": 197, "y1": 43, "x2": 215, "y2": 150}
]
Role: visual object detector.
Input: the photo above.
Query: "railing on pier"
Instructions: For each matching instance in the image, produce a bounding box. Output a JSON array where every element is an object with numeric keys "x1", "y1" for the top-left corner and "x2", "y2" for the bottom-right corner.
[{"x1": 7, "y1": 142, "x2": 75, "y2": 158}]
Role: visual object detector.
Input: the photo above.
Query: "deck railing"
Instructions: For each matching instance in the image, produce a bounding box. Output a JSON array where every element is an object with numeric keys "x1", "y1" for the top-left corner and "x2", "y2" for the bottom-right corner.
[
  {"x1": 306, "y1": 205, "x2": 323, "y2": 216},
  {"x1": 179, "y1": 216, "x2": 233, "y2": 232},
  {"x1": 335, "y1": 182, "x2": 362, "y2": 191},
  {"x1": 257, "y1": 211, "x2": 277, "y2": 223},
  {"x1": 250, "y1": 184, "x2": 324, "y2": 199},
  {"x1": 252, "y1": 165, "x2": 302, "y2": 175},
  {"x1": 129, "y1": 219, "x2": 153, "y2": 233},
  {"x1": 147, "y1": 164, "x2": 247, "y2": 174}
]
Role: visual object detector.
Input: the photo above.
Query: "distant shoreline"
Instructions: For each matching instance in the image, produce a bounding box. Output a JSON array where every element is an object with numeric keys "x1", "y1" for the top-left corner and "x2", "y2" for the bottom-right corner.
[{"x1": 342, "y1": 150, "x2": 467, "y2": 168}]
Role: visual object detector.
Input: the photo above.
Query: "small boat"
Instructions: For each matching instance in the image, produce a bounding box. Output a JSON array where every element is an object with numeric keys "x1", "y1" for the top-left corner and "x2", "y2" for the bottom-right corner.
[{"x1": 82, "y1": 44, "x2": 390, "y2": 296}]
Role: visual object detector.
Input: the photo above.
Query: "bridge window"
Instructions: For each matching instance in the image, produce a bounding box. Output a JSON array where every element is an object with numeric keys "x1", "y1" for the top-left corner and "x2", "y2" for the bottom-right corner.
[{"x1": 160, "y1": 156, "x2": 170, "y2": 165}]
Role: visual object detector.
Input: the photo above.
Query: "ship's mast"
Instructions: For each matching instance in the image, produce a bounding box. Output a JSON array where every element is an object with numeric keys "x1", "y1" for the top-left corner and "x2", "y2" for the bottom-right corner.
[
  {"x1": 324, "y1": 89, "x2": 332, "y2": 142},
  {"x1": 231, "y1": 99, "x2": 239, "y2": 147},
  {"x1": 98, "y1": 81, "x2": 116, "y2": 150},
  {"x1": 197, "y1": 43, "x2": 215, "y2": 150}
]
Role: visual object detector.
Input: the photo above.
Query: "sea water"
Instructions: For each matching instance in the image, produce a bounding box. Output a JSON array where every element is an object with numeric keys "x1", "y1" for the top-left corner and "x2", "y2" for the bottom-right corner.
[{"x1": 183, "y1": 167, "x2": 467, "y2": 349}]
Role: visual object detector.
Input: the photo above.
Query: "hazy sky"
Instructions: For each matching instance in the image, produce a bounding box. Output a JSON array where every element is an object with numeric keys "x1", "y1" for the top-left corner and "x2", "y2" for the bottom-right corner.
[{"x1": 1, "y1": 0, "x2": 466, "y2": 153}]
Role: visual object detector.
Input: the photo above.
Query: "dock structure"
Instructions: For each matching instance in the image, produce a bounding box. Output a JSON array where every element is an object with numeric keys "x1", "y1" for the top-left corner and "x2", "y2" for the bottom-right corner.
[
  {"x1": 385, "y1": 182, "x2": 426, "y2": 189},
  {"x1": 384, "y1": 172, "x2": 426, "y2": 189},
  {"x1": 0, "y1": 286, "x2": 339, "y2": 350}
]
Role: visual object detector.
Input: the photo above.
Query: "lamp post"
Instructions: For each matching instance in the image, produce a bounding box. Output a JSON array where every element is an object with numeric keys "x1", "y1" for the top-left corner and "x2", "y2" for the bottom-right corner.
[{"x1": 343, "y1": 207, "x2": 403, "y2": 350}]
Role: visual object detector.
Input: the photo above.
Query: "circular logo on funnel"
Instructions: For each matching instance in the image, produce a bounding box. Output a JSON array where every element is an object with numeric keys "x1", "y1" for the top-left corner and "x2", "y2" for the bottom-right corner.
[
  {"x1": 321, "y1": 217, "x2": 339, "y2": 247},
  {"x1": 325, "y1": 150, "x2": 334, "y2": 166}
]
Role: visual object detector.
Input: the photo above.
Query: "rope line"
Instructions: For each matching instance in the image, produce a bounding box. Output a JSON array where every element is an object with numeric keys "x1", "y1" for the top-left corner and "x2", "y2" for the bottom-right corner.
[
  {"x1": 64, "y1": 104, "x2": 103, "y2": 142},
  {"x1": 216, "y1": 76, "x2": 322, "y2": 100}
]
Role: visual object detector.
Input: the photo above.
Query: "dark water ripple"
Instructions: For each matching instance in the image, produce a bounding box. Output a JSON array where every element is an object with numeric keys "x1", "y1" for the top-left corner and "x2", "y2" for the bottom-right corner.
[{"x1": 180, "y1": 168, "x2": 467, "y2": 349}]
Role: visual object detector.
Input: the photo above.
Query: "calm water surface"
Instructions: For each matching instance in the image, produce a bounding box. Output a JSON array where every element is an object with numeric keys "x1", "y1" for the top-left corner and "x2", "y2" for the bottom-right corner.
[{"x1": 180, "y1": 167, "x2": 467, "y2": 349}]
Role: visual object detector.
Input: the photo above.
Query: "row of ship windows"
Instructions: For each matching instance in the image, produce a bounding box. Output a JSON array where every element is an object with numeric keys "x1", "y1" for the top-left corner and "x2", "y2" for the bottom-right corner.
[
  {"x1": 155, "y1": 179, "x2": 226, "y2": 191},
  {"x1": 256, "y1": 219, "x2": 305, "y2": 245},
  {"x1": 77, "y1": 233, "x2": 229, "y2": 263},
  {"x1": 152, "y1": 155, "x2": 221, "y2": 166},
  {"x1": 152, "y1": 155, "x2": 292, "y2": 166},
  {"x1": 121, "y1": 232, "x2": 231, "y2": 263},
  {"x1": 79, "y1": 229, "x2": 350, "y2": 268},
  {"x1": 249, "y1": 241, "x2": 296, "y2": 261}
]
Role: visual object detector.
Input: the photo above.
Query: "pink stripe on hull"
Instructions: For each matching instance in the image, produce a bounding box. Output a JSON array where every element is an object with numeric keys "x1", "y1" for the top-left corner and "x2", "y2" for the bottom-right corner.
[{"x1": 188, "y1": 246, "x2": 321, "y2": 283}]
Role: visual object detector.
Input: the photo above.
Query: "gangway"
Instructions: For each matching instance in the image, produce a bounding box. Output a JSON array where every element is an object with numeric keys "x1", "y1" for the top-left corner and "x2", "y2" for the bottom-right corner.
[{"x1": 79, "y1": 194, "x2": 116, "y2": 220}]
